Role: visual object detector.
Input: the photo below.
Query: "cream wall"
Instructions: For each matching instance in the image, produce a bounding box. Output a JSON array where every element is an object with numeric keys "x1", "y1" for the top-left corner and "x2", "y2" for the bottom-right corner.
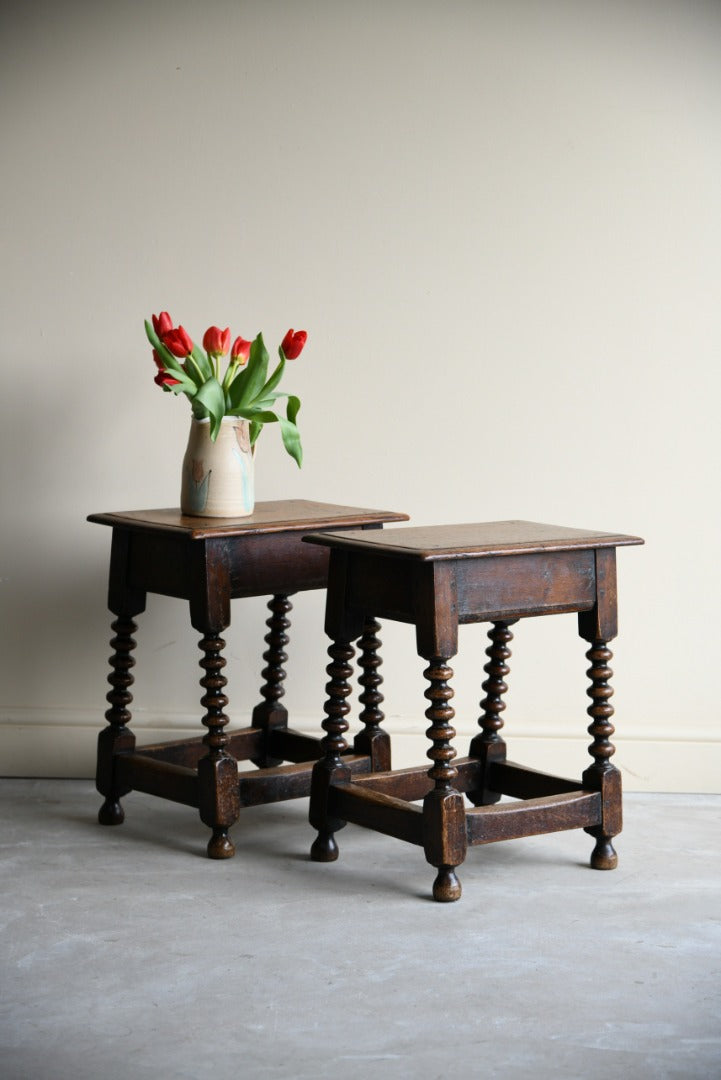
[{"x1": 1, "y1": 0, "x2": 719, "y2": 790}]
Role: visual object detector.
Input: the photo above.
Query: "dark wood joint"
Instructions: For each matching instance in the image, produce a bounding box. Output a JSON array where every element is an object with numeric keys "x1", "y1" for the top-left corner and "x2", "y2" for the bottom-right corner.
[
  {"x1": 578, "y1": 548, "x2": 618, "y2": 643},
  {"x1": 108, "y1": 529, "x2": 146, "y2": 617},
  {"x1": 422, "y1": 788, "x2": 467, "y2": 901},
  {"x1": 324, "y1": 551, "x2": 366, "y2": 641},
  {"x1": 198, "y1": 753, "x2": 241, "y2": 855},
  {"x1": 96, "y1": 724, "x2": 135, "y2": 813},
  {"x1": 582, "y1": 762, "x2": 622, "y2": 864},
  {"x1": 353, "y1": 727, "x2": 391, "y2": 771},
  {"x1": 467, "y1": 738, "x2": 507, "y2": 805},
  {"x1": 189, "y1": 539, "x2": 232, "y2": 633},
  {"x1": 413, "y1": 562, "x2": 459, "y2": 661},
  {"x1": 422, "y1": 789, "x2": 467, "y2": 867}
]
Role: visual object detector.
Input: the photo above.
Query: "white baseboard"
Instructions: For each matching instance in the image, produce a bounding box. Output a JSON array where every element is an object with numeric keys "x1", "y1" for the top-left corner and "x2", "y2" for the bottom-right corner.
[{"x1": 1, "y1": 708, "x2": 719, "y2": 793}]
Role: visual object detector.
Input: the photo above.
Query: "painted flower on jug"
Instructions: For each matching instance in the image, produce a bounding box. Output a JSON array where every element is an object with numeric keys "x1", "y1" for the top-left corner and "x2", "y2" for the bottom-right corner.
[{"x1": 145, "y1": 311, "x2": 306, "y2": 466}]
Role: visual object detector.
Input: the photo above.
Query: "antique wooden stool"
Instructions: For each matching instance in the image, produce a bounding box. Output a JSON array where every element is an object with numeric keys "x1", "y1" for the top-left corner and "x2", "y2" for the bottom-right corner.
[
  {"x1": 88, "y1": 500, "x2": 407, "y2": 858},
  {"x1": 305, "y1": 520, "x2": 643, "y2": 901}
]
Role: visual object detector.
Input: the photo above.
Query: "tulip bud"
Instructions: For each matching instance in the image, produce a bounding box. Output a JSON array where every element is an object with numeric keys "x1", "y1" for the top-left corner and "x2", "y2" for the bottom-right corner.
[
  {"x1": 162, "y1": 326, "x2": 194, "y2": 358},
  {"x1": 152, "y1": 311, "x2": 173, "y2": 337},
  {"x1": 280, "y1": 329, "x2": 307, "y2": 359},
  {"x1": 231, "y1": 335, "x2": 251, "y2": 364},
  {"x1": 203, "y1": 325, "x2": 231, "y2": 358}
]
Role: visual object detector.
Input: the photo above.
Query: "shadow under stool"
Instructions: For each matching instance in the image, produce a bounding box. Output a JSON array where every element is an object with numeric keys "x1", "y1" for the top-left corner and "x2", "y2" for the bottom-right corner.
[
  {"x1": 88, "y1": 500, "x2": 407, "y2": 858},
  {"x1": 304, "y1": 520, "x2": 643, "y2": 901}
]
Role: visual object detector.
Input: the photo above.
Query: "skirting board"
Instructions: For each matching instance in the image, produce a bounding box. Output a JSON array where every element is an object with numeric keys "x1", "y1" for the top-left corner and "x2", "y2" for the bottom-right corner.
[{"x1": 1, "y1": 710, "x2": 719, "y2": 793}]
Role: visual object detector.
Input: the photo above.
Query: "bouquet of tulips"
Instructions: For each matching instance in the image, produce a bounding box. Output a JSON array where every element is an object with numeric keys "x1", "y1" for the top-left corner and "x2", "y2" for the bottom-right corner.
[{"x1": 146, "y1": 311, "x2": 306, "y2": 465}]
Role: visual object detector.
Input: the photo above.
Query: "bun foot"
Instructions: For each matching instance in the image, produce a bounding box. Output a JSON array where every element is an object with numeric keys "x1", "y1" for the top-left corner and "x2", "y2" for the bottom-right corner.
[
  {"x1": 311, "y1": 831, "x2": 339, "y2": 862},
  {"x1": 590, "y1": 838, "x2": 618, "y2": 870},
  {"x1": 432, "y1": 866, "x2": 462, "y2": 902},
  {"x1": 98, "y1": 799, "x2": 124, "y2": 826},
  {"x1": 207, "y1": 829, "x2": 235, "y2": 859}
]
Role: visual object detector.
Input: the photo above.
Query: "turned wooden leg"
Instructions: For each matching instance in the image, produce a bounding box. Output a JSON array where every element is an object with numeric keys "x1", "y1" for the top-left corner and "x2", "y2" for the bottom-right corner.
[
  {"x1": 353, "y1": 617, "x2": 391, "y2": 771},
  {"x1": 197, "y1": 634, "x2": 240, "y2": 859},
  {"x1": 97, "y1": 615, "x2": 138, "y2": 826},
  {"x1": 251, "y1": 594, "x2": 292, "y2": 768},
  {"x1": 468, "y1": 620, "x2": 515, "y2": 806},
  {"x1": 422, "y1": 658, "x2": 467, "y2": 902},
  {"x1": 582, "y1": 640, "x2": 622, "y2": 870},
  {"x1": 309, "y1": 639, "x2": 354, "y2": 862}
]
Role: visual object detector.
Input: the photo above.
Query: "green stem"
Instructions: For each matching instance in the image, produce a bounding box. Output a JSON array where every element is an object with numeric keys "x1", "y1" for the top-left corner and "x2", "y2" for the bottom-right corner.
[
  {"x1": 222, "y1": 361, "x2": 239, "y2": 393},
  {"x1": 185, "y1": 353, "x2": 205, "y2": 387}
]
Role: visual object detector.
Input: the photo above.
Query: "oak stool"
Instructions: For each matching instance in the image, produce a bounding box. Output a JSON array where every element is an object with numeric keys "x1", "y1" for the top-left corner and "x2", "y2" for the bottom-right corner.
[
  {"x1": 305, "y1": 520, "x2": 643, "y2": 901},
  {"x1": 88, "y1": 501, "x2": 407, "y2": 858}
]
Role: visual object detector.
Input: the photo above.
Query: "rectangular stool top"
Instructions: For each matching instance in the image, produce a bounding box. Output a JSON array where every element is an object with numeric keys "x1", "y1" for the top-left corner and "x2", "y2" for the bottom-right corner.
[
  {"x1": 305, "y1": 520, "x2": 644, "y2": 561},
  {"x1": 88, "y1": 500, "x2": 408, "y2": 541}
]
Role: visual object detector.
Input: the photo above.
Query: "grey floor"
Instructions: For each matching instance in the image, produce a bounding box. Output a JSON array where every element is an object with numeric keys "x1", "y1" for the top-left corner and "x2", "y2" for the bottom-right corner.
[{"x1": 1, "y1": 781, "x2": 719, "y2": 1080}]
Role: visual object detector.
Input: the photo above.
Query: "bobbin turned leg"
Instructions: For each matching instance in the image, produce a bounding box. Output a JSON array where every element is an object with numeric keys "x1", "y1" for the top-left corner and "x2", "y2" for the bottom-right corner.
[
  {"x1": 578, "y1": 547, "x2": 622, "y2": 870},
  {"x1": 96, "y1": 528, "x2": 146, "y2": 827},
  {"x1": 353, "y1": 617, "x2": 391, "y2": 771},
  {"x1": 251, "y1": 594, "x2": 292, "y2": 768},
  {"x1": 188, "y1": 544, "x2": 239, "y2": 859},
  {"x1": 422, "y1": 658, "x2": 467, "y2": 902},
  {"x1": 309, "y1": 639, "x2": 354, "y2": 862},
  {"x1": 197, "y1": 633, "x2": 240, "y2": 858},
  {"x1": 468, "y1": 620, "x2": 516, "y2": 806},
  {"x1": 582, "y1": 640, "x2": 621, "y2": 869},
  {"x1": 97, "y1": 615, "x2": 139, "y2": 825}
]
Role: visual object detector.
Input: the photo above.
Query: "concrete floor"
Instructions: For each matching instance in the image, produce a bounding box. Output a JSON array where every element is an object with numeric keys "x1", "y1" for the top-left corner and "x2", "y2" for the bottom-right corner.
[{"x1": 1, "y1": 781, "x2": 719, "y2": 1080}]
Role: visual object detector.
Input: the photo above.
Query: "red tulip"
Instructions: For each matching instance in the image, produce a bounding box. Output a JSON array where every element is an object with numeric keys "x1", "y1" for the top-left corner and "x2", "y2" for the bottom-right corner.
[
  {"x1": 281, "y1": 329, "x2": 307, "y2": 359},
  {"x1": 203, "y1": 325, "x2": 231, "y2": 358},
  {"x1": 162, "y1": 325, "x2": 194, "y2": 358},
  {"x1": 231, "y1": 335, "x2": 251, "y2": 364},
  {"x1": 152, "y1": 311, "x2": 173, "y2": 336},
  {"x1": 154, "y1": 370, "x2": 180, "y2": 388}
]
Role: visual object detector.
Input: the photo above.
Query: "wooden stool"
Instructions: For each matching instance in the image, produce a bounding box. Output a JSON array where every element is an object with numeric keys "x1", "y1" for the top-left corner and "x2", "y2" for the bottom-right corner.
[
  {"x1": 305, "y1": 520, "x2": 643, "y2": 901},
  {"x1": 88, "y1": 500, "x2": 407, "y2": 858}
]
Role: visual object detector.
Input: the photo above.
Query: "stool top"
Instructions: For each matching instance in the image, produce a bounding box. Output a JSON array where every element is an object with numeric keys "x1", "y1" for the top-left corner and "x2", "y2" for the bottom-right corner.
[
  {"x1": 88, "y1": 500, "x2": 408, "y2": 540},
  {"x1": 305, "y1": 520, "x2": 644, "y2": 561}
]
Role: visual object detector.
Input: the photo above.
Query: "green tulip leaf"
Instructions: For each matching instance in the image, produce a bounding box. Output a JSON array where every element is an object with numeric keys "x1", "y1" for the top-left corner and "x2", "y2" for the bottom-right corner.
[
  {"x1": 194, "y1": 377, "x2": 225, "y2": 440},
  {"x1": 234, "y1": 333, "x2": 269, "y2": 407},
  {"x1": 165, "y1": 356, "x2": 193, "y2": 380},
  {"x1": 247, "y1": 410, "x2": 279, "y2": 424},
  {"x1": 144, "y1": 319, "x2": 163, "y2": 352},
  {"x1": 286, "y1": 395, "x2": 300, "y2": 426},
  {"x1": 227, "y1": 407, "x2": 279, "y2": 424},
  {"x1": 184, "y1": 354, "x2": 209, "y2": 389},
  {"x1": 190, "y1": 343, "x2": 214, "y2": 382},
  {"x1": 226, "y1": 368, "x2": 248, "y2": 409},
  {"x1": 279, "y1": 418, "x2": 302, "y2": 467},
  {"x1": 169, "y1": 376, "x2": 197, "y2": 396}
]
